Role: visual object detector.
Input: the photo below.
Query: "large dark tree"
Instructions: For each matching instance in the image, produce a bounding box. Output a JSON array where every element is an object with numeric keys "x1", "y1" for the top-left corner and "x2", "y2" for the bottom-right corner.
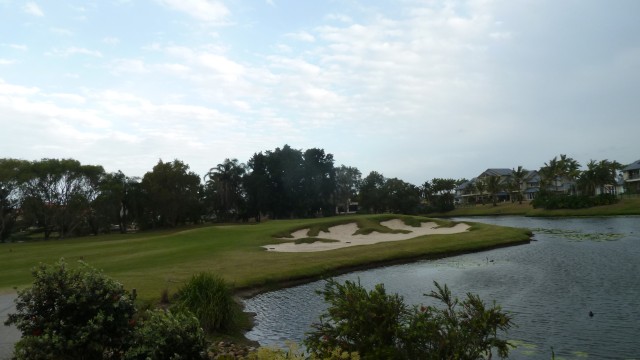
[
  {"x1": 266, "y1": 145, "x2": 305, "y2": 218},
  {"x1": 383, "y1": 178, "x2": 421, "y2": 214},
  {"x1": 205, "y1": 158, "x2": 246, "y2": 221},
  {"x1": 89, "y1": 171, "x2": 141, "y2": 234},
  {"x1": 301, "y1": 148, "x2": 336, "y2": 217},
  {"x1": 244, "y1": 152, "x2": 270, "y2": 222},
  {"x1": 430, "y1": 178, "x2": 457, "y2": 212},
  {"x1": 20, "y1": 159, "x2": 105, "y2": 239},
  {"x1": 335, "y1": 165, "x2": 361, "y2": 214},
  {"x1": 140, "y1": 159, "x2": 202, "y2": 228},
  {"x1": 0, "y1": 159, "x2": 28, "y2": 242},
  {"x1": 359, "y1": 171, "x2": 386, "y2": 213}
]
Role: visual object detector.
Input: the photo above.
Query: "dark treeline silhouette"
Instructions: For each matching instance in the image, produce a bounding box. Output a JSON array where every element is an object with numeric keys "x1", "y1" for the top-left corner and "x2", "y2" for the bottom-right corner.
[{"x1": 0, "y1": 145, "x2": 426, "y2": 241}]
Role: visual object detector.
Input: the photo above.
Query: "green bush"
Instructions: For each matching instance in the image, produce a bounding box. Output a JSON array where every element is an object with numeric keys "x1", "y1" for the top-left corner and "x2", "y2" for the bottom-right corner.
[
  {"x1": 124, "y1": 309, "x2": 207, "y2": 360},
  {"x1": 175, "y1": 272, "x2": 239, "y2": 333},
  {"x1": 304, "y1": 279, "x2": 513, "y2": 360},
  {"x1": 532, "y1": 193, "x2": 619, "y2": 209},
  {"x1": 5, "y1": 259, "x2": 137, "y2": 360}
]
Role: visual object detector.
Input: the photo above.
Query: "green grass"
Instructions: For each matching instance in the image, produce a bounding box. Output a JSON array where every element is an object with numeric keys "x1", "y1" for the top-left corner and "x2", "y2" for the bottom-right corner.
[
  {"x1": 0, "y1": 215, "x2": 531, "y2": 301},
  {"x1": 429, "y1": 197, "x2": 640, "y2": 217}
]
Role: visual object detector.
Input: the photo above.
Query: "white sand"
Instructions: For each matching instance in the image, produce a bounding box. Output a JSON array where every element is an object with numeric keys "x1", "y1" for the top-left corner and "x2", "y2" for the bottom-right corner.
[{"x1": 263, "y1": 219, "x2": 470, "y2": 252}]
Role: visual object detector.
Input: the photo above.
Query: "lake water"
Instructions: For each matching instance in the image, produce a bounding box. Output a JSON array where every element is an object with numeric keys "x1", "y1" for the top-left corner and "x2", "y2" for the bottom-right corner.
[{"x1": 243, "y1": 216, "x2": 640, "y2": 359}]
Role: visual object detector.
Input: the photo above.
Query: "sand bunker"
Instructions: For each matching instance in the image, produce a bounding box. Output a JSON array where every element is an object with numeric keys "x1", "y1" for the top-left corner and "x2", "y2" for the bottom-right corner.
[{"x1": 263, "y1": 219, "x2": 470, "y2": 252}]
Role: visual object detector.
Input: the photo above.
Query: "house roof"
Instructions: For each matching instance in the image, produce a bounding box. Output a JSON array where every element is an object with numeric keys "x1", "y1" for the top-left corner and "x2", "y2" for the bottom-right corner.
[
  {"x1": 481, "y1": 168, "x2": 512, "y2": 177},
  {"x1": 623, "y1": 159, "x2": 640, "y2": 171}
]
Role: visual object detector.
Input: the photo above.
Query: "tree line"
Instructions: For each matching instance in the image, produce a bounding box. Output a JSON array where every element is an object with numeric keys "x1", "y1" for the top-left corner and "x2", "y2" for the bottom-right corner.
[
  {"x1": 0, "y1": 148, "x2": 629, "y2": 242},
  {"x1": 0, "y1": 145, "x2": 436, "y2": 242}
]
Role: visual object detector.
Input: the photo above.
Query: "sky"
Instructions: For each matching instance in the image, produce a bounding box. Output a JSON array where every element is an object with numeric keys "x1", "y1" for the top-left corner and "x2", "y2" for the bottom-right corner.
[{"x1": 1, "y1": 0, "x2": 639, "y2": 184}]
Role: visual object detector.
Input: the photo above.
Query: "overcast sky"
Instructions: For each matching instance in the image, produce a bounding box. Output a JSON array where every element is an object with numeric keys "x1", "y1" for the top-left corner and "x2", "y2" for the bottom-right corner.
[{"x1": 1, "y1": 0, "x2": 639, "y2": 184}]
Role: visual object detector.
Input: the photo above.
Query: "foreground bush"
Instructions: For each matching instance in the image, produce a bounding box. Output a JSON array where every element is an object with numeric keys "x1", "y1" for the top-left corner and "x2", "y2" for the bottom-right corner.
[
  {"x1": 304, "y1": 279, "x2": 513, "y2": 360},
  {"x1": 5, "y1": 259, "x2": 137, "y2": 359},
  {"x1": 176, "y1": 272, "x2": 240, "y2": 333},
  {"x1": 124, "y1": 309, "x2": 207, "y2": 360},
  {"x1": 248, "y1": 342, "x2": 360, "y2": 360}
]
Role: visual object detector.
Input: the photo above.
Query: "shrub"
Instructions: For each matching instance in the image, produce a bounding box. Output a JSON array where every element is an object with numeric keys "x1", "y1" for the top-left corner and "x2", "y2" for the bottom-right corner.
[
  {"x1": 248, "y1": 342, "x2": 359, "y2": 360},
  {"x1": 124, "y1": 309, "x2": 207, "y2": 360},
  {"x1": 175, "y1": 272, "x2": 239, "y2": 333},
  {"x1": 532, "y1": 193, "x2": 619, "y2": 210},
  {"x1": 304, "y1": 279, "x2": 513, "y2": 360},
  {"x1": 5, "y1": 259, "x2": 137, "y2": 360}
]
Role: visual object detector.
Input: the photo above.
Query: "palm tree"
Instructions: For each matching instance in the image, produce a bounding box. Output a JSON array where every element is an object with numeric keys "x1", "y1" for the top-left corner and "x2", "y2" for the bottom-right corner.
[
  {"x1": 512, "y1": 166, "x2": 529, "y2": 204},
  {"x1": 541, "y1": 155, "x2": 581, "y2": 194},
  {"x1": 486, "y1": 175, "x2": 502, "y2": 206},
  {"x1": 558, "y1": 154, "x2": 581, "y2": 195},
  {"x1": 475, "y1": 180, "x2": 486, "y2": 205},
  {"x1": 206, "y1": 158, "x2": 246, "y2": 220}
]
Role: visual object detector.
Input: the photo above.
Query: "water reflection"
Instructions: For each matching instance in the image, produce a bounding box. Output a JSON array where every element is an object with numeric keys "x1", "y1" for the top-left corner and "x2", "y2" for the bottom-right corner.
[{"x1": 244, "y1": 216, "x2": 640, "y2": 359}]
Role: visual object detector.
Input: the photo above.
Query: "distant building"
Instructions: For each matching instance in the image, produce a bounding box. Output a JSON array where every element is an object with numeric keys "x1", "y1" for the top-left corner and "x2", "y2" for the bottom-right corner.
[{"x1": 622, "y1": 159, "x2": 640, "y2": 193}]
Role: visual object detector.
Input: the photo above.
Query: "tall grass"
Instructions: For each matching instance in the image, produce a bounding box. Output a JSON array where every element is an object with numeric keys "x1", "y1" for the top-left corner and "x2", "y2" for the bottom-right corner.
[{"x1": 176, "y1": 272, "x2": 240, "y2": 333}]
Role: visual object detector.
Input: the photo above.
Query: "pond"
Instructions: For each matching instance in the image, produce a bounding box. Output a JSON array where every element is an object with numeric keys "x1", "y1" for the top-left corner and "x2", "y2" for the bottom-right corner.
[{"x1": 243, "y1": 216, "x2": 640, "y2": 359}]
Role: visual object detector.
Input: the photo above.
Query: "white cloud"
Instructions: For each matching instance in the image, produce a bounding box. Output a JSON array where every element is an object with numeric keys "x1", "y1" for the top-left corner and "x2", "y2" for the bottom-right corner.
[
  {"x1": 3, "y1": 44, "x2": 28, "y2": 51},
  {"x1": 48, "y1": 47, "x2": 103, "y2": 58},
  {"x1": 111, "y1": 59, "x2": 149, "y2": 74},
  {"x1": 285, "y1": 31, "x2": 315, "y2": 42},
  {"x1": 326, "y1": 13, "x2": 352, "y2": 23},
  {"x1": 0, "y1": 79, "x2": 39, "y2": 95},
  {"x1": 0, "y1": 59, "x2": 16, "y2": 65},
  {"x1": 157, "y1": 0, "x2": 229, "y2": 23},
  {"x1": 24, "y1": 2, "x2": 44, "y2": 17}
]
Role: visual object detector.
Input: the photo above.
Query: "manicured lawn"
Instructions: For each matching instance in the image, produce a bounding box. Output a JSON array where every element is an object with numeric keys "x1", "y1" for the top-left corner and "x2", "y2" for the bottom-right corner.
[
  {"x1": 429, "y1": 197, "x2": 640, "y2": 217},
  {"x1": 0, "y1": 215, "x2": 531, "y2": 301}
]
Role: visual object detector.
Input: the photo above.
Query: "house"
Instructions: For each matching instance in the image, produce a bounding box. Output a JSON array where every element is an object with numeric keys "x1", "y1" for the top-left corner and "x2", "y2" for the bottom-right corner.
[
  {"x1": 477, "y1": 168, "x2": 513, "y2": 202},
  {"x1": 523, "y1": 170, "x2": 541, "y2": 200},
  {"x1": 622, "y1": 159, "x2": 640, "y2": 194}
]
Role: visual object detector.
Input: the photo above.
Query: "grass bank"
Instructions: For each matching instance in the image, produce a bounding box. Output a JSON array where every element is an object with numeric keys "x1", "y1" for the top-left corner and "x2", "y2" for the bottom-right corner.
[
  {"x1": 428, "y1": 197, "x2": 640, "y2": 217},
  {"x1": 0, "y1": 214, "x2": 531, "y2": 301}
]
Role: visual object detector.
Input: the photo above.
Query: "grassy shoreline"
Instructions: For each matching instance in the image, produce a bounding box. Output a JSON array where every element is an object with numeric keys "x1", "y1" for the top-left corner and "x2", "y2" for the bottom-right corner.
[
  {"x1": 427, "y1": 197, "x2": 640, "y2": 217},
  {"x1": 0, "y1": 215, "x2": 531, "y2": 301}
]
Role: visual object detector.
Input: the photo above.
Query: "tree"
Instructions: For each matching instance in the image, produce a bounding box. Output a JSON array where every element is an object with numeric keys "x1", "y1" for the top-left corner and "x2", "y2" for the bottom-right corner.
[
  {"x1": 20, "y1": 159, "x2": 105, "y2": 239},
  {"x1": 5, "y1": 259, "x2": 137, "y2": 359},
  {"x1": 265, "y1": 145, "x2": 305, "y2": 218},
  {"x1": 244, "y1": 152, "x2": 270, "y2": 222},
  {"x1": 511, "y1": 166, "x2": 528, "y2": 204},
  {"x1": 577, "y1": 159, "x2": 623, "y2": 196},
  {"x1": 540, "y1": 155, "x2": 581, "y2": 194},
  {"x1": 90, "y1": 171, "x2": 140, "y2": 234},
  {"x1": 301, "y1": 148, "x2": 336, "y2": 217},
  {"x1": 430, "y1": 178, "x2": 457, "y2": 212},
  {"x1": 421, "y1": 181, "x2": 434, "y2": 206},
  {"x1": 304, "y1": 279, "x2": 513, "y2": 360},
  {"x1": 0, "y1": 159, "x2": 28, "y2": 242},
  {"x1": 383, "y1": 178, "x2": 421, "y2": 214},
  {"x1": 335, "y1": 165, "x2": 362, "y2": 214},
  {"x1": 141, "y1": 159, "x2": 202, "y2": 228},
  {"x1": 205, "y1": 158, "x2": 246, "y2": 221},
  {"x1": 475, "y1": 180, "x2": 486, "y2": 205},
  {"x1": 485, "y1": 175, "x2": 502, "y2": 206},
  {"x1": 359, "y1": 171, "x2": 386, "y2": 213}
]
